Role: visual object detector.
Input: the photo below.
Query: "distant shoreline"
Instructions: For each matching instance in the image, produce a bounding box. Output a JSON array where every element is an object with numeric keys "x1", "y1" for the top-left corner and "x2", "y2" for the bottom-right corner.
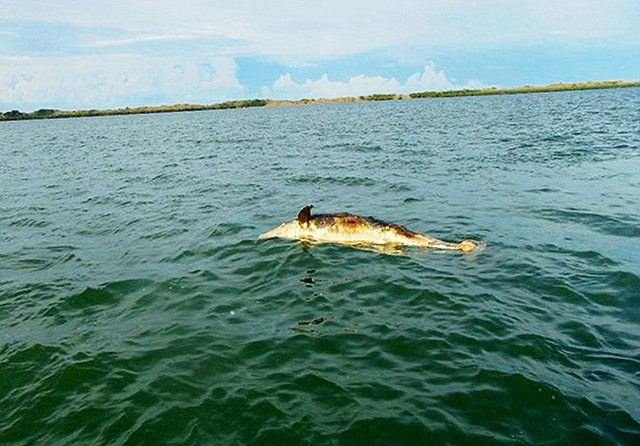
[{"x1": 2, "y1": 80, "x2": 638, "y2": 122}]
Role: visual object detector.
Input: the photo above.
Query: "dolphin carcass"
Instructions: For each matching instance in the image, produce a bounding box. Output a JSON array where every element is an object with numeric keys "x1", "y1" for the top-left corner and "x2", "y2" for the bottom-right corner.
[{"x1": 259, "y1": 205, "x2": 479, "y2": 253}]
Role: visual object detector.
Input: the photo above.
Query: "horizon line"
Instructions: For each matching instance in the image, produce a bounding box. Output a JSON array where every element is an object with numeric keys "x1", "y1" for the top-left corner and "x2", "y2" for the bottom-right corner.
[{"x1": 2, "y1": 79, "x2": 639, "y2": 122}]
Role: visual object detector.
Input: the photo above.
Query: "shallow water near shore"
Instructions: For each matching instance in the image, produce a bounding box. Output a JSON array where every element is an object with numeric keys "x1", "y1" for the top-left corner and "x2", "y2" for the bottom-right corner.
[{"x1": 1, "y1": 88, "x2": 639, "y2": 445}]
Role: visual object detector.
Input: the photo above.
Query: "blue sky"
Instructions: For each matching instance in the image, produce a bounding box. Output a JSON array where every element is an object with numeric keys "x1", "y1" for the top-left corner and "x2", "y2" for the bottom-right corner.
[{"x1": 1, "y1": 0, "x2": 639, "y2": 111}]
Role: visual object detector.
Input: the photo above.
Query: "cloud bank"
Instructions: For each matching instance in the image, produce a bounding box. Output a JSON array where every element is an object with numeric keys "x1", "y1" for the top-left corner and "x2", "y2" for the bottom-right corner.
[
  {"x1": 262, "y1": 63, "x2": 486, "y2": 99},
  {"x1": 0, "y1": 55, "x2": 245, "y2": 110}
]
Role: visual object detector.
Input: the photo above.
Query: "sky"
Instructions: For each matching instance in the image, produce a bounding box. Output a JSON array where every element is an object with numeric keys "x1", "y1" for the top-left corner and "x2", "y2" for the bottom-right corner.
[{"x1": 1, "y1": 0, "x2": 639, "y2": 111}]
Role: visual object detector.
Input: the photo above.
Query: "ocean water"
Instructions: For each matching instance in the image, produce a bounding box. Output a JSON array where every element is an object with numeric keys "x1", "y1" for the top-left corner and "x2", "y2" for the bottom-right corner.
[{"x1": 1, "y1": 88, "x2": 639, "y2": 446}]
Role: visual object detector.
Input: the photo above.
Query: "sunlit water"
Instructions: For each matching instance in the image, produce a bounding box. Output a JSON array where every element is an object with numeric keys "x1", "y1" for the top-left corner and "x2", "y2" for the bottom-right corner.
[{"x1": 1, "y1": 88, "x2": 639, "y2": 446}]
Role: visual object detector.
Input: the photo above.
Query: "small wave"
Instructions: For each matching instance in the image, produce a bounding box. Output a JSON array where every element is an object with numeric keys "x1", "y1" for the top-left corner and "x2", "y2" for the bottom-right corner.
[
  {"x1": 9, "y1": 217, "x2": 50, "y2": 228},
  {"x1": 388, "y1": 183, "x2": 413, "y2": 192},
  {"x1": 557, "y1": 320, "x2": 602, "y2": 349},
  {"x1": 324, "y1": 142, "x2": 384, "y2": 153},
  {"x1": 61, "y1": 279, "x2": 154, "y2": 313},
  {"x1": 530, "y1": 244, "x2": 620, "y2": 267},
  {"x1": 170, "y1": 249, "x2": 199, "y2": 262},
  {"x1": 207, "y1": 222, "x2": 248, "y2": 238},
  {"x1": 141, "y1": 227, "x2": 189, "y2": 240},
  {"x1": 150, "y1": 173, "x2": 173, "y2": 183},
  {"x1": 540, "y1": 133, "x2": 571, "y2": 143},
  {"x1": 524, "y1": 187, "x2": 564, "y2": 194},
  {"x1": 288, "y1": 175, "x2": 376, "y2": 187},
  {"x1": 2, "y1": 246, "x2": 81, "y2": 271}
]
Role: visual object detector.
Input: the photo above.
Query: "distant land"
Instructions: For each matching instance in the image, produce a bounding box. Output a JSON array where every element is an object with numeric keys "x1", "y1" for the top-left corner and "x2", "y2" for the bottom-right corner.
[{"x1": 1, "y1": 80, "x2": 638, "y2": 122}]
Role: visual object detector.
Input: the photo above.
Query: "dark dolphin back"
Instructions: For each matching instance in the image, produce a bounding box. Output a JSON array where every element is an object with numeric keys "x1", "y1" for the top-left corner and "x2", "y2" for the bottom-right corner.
[
  {"x1": 310, "y1": 213, "x2": 417, "y2": 238},
  {"x1": 310, "y1": 213, "x2": 354, "y2": 228}
]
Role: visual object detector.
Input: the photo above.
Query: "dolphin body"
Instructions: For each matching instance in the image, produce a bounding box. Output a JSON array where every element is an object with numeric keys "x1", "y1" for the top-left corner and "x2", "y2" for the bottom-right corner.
[{"x1": 259, "y1": 205, "x2": 478, "y2": 253}]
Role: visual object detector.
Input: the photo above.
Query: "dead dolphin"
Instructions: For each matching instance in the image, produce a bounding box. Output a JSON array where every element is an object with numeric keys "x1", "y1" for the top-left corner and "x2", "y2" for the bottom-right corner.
[{"x1": 259, "y1": 205, "x2": 479, "y2": 253}]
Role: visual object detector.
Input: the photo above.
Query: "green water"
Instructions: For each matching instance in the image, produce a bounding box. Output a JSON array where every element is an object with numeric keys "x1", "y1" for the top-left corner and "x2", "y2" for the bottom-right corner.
[{"x1": 1, "y1": 89, "x2": 639, "y2": 445}]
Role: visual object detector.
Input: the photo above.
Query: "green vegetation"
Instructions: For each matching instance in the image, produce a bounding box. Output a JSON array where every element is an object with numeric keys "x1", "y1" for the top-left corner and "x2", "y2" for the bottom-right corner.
[
  {"x1": 2, "y1": 81, "x2": 638, "y2": 122},
  {"x1": 361, "y1": 94, "x2": 402, "y2": 101},
  {"x1": 0, "y1": 99, "x2": 268, "y2": 122},
  {"x1": 409, "y1": 80, "x2": 640, "y2": 99}
]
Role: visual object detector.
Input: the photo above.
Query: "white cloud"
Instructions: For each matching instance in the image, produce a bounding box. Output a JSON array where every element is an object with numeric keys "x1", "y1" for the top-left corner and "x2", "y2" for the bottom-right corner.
[
  {"x1": 267, "y1": 73, "x2": 401, "y2": 99},
  {"x1": 404, "y1": 63, "x2": 455, "y2": 92},
  {"x1": 264, "y1": 63, "x2": 486, "y2": 99},
  {"x1": 0, "y1": 55, "x2": 246, "y2": 110}
]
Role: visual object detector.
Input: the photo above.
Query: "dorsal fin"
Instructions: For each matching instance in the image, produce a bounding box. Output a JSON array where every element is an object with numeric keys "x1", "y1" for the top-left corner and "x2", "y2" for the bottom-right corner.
[{"x1": 297, "y1": 205, "x2": 313, "y2": 225}]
